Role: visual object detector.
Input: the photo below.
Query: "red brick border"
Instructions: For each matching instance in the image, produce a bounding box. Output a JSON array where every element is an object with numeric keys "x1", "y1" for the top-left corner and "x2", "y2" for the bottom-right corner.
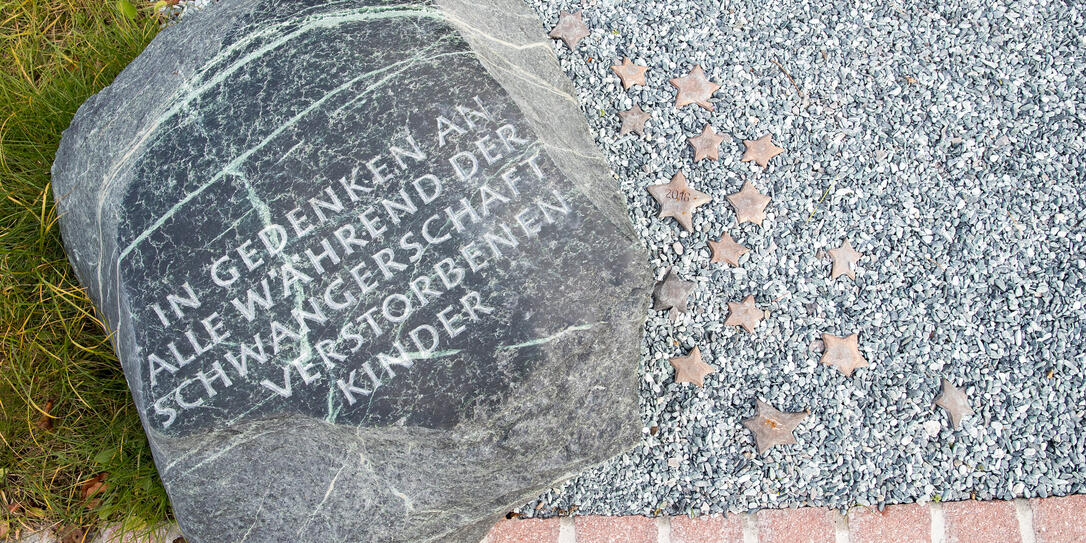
[{"x1": 73, "y1": 495, "x2": 1086, "y2": 543}]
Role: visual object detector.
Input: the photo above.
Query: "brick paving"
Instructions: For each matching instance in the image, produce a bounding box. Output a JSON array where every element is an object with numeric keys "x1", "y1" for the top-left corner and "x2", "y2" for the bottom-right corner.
[
  {"x1": 670, "y1": 514, "x2": 743, "y2": 543},
  {"x1": 1031, "y1": 495, "x2": 1086, "y2": 543},
  {"x1": 481, "y1": 496, "x2": 1086, "y2": 543},
  {"x1": 756, "y1": 507, "x2": 836, "y2": 543},
  {"x1": 943, "y1": 500, "x2": 1022, "y2": 543},
  {"x1": 848, "y1": 503, "x2": 931, "y2": 543},
  {"x1": 14, "y1": 495, "x2": 1084, "y2": 542}
]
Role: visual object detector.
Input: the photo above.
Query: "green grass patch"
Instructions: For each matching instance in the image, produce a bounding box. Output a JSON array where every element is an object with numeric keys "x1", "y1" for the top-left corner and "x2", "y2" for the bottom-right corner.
[{"x1": 0, "y1": 0, "x2": 169, "y2": 538}]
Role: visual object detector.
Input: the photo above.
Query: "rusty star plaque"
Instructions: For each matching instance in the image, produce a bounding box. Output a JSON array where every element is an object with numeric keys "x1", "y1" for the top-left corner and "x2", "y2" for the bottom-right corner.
[
  {"x1": 611, "y1": 57, "x2": 648, "y2": 89},
  {"x1": 669, "y1": 65, "x2": 720, "y2": 111},
  {"x1": 725, "y1": 295, "x2": 764, "y2": 334},
  {"x1": 669, "y1": 346, "x2": 715, "y2": 387},
  {"x1": 688, "y1": 124, "x2": 725, "y2": 162},
  {"x1": 647, "y1": 171, "x2": 712, "y2": 232},
  {"x1": 820, "y1": 333, "x2": 868, "y2": 377},
  {"x1": 548, "y1": 10, "x2": 589, "y2": 50},
  {"x1": 829, "y1": 238, "x2": 863, "y2": 280},
  {"x1": 619, "y1": 104, "x2": 650, "y2": 135},
  {"x1": 652, "y1": 267, "x2": 695, "y2": 314},
  {"x1": 934, "y1": 378, "x2": 974, "y2": 429},
  {"x1": 741, "y1": 134, "x2": 784, "y2": 168},
  {"x1": 709, "y1": 232, "x2": 749, "y2": 267},
  {"x1": 726, "y1": 181, "x2": 771, "y2": 226},
  {"x1": 742, "y1": 400, "x2": 808, "y2": 453}
]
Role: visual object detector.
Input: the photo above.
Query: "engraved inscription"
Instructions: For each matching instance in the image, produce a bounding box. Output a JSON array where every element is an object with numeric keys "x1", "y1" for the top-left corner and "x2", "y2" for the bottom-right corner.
[{"x1": 121, "y1": 91, "x2": 581, "y2": 434}]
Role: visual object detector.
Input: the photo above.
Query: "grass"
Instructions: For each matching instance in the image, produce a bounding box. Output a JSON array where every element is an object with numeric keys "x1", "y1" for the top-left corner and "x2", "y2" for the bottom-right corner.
[{"x1": 0, "y1": 0, "x2": 170, "y2": 539}]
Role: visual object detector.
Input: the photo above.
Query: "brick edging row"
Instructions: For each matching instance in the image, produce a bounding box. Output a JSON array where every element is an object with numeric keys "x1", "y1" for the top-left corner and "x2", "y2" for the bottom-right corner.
[{"x1": 485, "y1": 495, "x2": 1086, "y2": 543}]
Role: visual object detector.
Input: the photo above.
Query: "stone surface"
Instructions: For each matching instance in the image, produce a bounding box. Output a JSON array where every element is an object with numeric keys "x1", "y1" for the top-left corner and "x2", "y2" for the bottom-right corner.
[
  {"x1": 943, "y1": 500, "x2": 1021, "y2": 543},
  {"x1": 50, "y1": 1, "x2": 650, "y2": 542},
  {"x1": 670, "y1": 514, "x2": 744, "y2": 543},
  {"x1": 756, "y1": 507, "x2": 835, "y2": 543},
  {"x1": 575, "y1": 516, "x2": 657, "y2": 543},
  {"x1": 847, "y1": 504, "x2": 930, "y2": 543},
  {"x1": 1032, "y1": 495, "x2": 1086, "y2": 543}
]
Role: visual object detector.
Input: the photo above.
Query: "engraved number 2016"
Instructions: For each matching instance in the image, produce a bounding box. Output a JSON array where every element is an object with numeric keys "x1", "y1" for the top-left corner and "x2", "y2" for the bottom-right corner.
[{"x1": 665, "y1": 190, "x2": 690, "y2": 202}]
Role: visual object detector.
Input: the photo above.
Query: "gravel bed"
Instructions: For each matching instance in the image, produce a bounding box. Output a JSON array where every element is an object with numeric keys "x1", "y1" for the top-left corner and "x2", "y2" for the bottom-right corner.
[
  {"x1": 163, "y1": 0, "x2": 1086, "y2": 517},
  {"x1": 514, "y1": 0, "x2": 1086, "y2": 517}
]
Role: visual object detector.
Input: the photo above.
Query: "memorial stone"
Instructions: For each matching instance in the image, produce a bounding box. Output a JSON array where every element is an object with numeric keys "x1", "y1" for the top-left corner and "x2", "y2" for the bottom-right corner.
[{"x1": 50, "y1": 0, "x2": 651, "y2": 541}]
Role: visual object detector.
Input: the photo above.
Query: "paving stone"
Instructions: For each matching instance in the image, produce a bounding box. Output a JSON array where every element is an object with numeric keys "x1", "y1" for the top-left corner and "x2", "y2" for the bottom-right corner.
[
  {"x1": 756, "y1": 507, "x2": 835, "y2": 543},
  {"x1": 1031, "y1": 495, "x2": 1086, "y2": 543},
  {"x1": 575, "y1": 516, "x2": 657, "y2": 543},
  {"x1": 848, "y1": 504, "x2": 930, "y2": 543},
  {"x1": 944, "y1": 500, "x2": 1021, "y2": 543},
  {"x1": 483, "y1": 518, "x2": 560, "y2": 543},
  {"x1": 670, "y1": 514, "x2": 744, "y2": 543}
]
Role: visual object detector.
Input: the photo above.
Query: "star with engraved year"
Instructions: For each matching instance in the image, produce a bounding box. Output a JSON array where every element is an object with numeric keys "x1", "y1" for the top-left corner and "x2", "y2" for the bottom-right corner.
[
  {"x1": 828, "y1": 238, "x2": 863, "y2": 280},
  {"x1": 647, "y1": 171, "x2": 712, "y2": 232},
  {"x1": 669, "y1": 65, "x2": 720, "y2": 111},
  {"x1": 725, "y1": 295, "x2": 764, "y2": 334},
  {"x1": 669, "y1": 346, "x2": 715, "y2": 387},
  {"x1": 726, "y1": 181, "x2": 771, "y2": 226},
  {"x1": 709, "y1": 232, "x2": 749, "y2": 267},
  {"x1": 820, "y1": 333, "x2": 868, "y2": 377},
  {"x1": 652, "y1": 267, "x2": 695, "y2": 315},
  {"x1": 934, "y1": 378, "x2": 974, "y2": 429},
  {"x1": 742, "y1": 400, "x2": 809, "y2": 454},
  {"x1": 741, "y1": 134, "x2": 784, "y2": 168},
  {"x1": 619, "y1": 104, "x2": 650, "y2": 135},
  {"x1": 687, "y1": 124, "x2": 725, "y2": 162},
  {"x1": 548, "y1": 10, "x2": 589, "y2": 50},
  {"x1": 611, "y1": 57, "x2": 648, "y2": 89}
]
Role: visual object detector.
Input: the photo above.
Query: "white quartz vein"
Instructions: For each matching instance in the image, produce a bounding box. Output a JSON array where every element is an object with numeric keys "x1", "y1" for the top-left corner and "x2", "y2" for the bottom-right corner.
[
  {"x1": 298, "y1": 463, "x2": 349, "y2": 535},
  {"x1": 237, "y1": 486, "x2": 274, "y2": 543},
  {"x1": 497, "y1": 322, "x2": 597, "y2": 350},
  {"x1": 116, "y1": 49, "x2": 470, "y2": 264},
  {"x1": 95, "y1": 4, "x2": 442, "y2": 293},
  {"x1": 167, "y1": 426, "x2": 278, "y2": 477}
]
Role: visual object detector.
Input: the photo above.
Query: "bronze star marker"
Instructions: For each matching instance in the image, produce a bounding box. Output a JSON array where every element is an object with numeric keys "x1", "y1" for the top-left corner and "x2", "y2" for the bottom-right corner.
[
  {"x1": 741, "y1": 134, "x2": 784, "y2": 168},
  {"x1": 709, "y1": 232, "x2": 749, "y2": 267},
  {"x1": 652, "y1": 267, "x2": 695, "y2": 314},
  {"x1": 548, "y1": 10, "x2": 589, "y2": 50},
  {"x1": 647, "y1": 171, "x2": 712, "y2": 232},
  {"x1": 669, "y1": 346, "x2": 715, "y2": 387},
  {"x1": 725, "y1": 181, "x2": 771, "y2": 226},
  {"x1": 829, "y1": 238, "x2": 863, "y2": 280},
  {"x1": 611, "y1": 57, "x2": 648, "y2": 89},
  {"x1": 669, "y1": 65, "x2": 720, "y2": 111},
  {"x1": 742, "y1": 400, "x2": 808, "y2": 453},
  {"x1": 725, "y1": 295, "x2": 764, "y2": 334},
  {"x1": 934, "y1": 378, "x2": 974, "y2": 429},
  {"x1": 687, "y1": 124, "x2": 725, "y2": 162},
  {"x1": 820, "y1": 333, "x2": 868, "y2": 377},
  {"x1": 618, "y1": 104, "x2": 650, "y2": 135}
]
